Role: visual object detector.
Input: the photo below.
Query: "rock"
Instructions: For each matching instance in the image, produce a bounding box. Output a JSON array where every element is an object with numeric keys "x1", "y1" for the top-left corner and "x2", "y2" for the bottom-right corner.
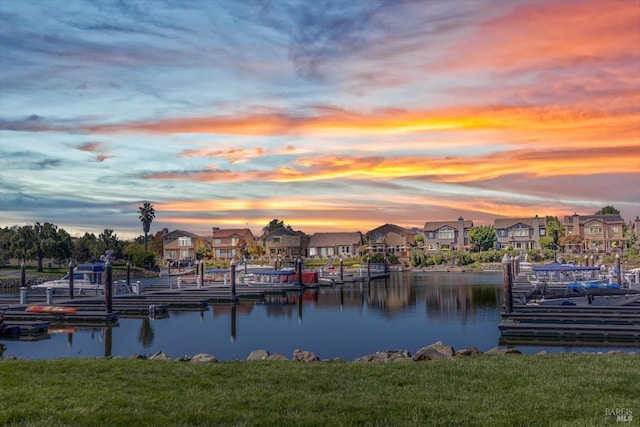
[
  {"x1": 247, "y1": 350, "x2": 270, "y2": 361},
  {"x1": 354, "y1": 350, "x2": 412, "y2": 363},
  {"x1": 266, "y1": 353, "x2": 288, "y2": 361},
  {"x1": 292, "y1": 349, "x2": 319, "y2": 362},
  {"x1": 176, "y1": 355, "x2": 192, "y2": 362},
  {"x1": 149, "y1": 351, "x2": 172, "y2": 361},
  {"x1": 455, "y1": 346, "x2": 483, "y2": 357},
  {"x1": 413, "y1": 341, "x2": 454, "y2": 361},
  {"x1": 128, "y1": 354, "x2": 147, "y2": 360},
  {"x1": 190, "y1": 353, "x2": 217, "y2": 363},
  {"x1": 607, "y1": 350, "x2": 624, "y2": 355},
  {"x1": 487, "y1": 347, "x2": 522, "y2": 355}
]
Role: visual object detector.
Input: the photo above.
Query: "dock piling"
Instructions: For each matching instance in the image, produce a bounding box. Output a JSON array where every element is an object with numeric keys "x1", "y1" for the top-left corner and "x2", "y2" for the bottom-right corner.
[
  {"x1": 340, "y1": 258, "x2": 344, "y2": 281},
  {"x1": 46, "y1": 287, "x2": 53, "y2": 305},
  {"x1": 502, "y1": 254, "x2": 513, "y2": 313},
  {"x1": 20, "y1": 287, "x2": 28, "y2": 304},
  {"x1": 230, "y1": 260, "x2": 236, "y2": 297},
  {"x1": 615, "y1": 253, "x2": 623, "y2": 287},
  {"x1": 20, "y1": 261, "x2": 25, "y2": 288},
  {"x1": 68, "y1": 261, "x2": 74, "y2": 299},
  {"x1": 105, "y1": 260, "x2": 113, "y2": 313}
]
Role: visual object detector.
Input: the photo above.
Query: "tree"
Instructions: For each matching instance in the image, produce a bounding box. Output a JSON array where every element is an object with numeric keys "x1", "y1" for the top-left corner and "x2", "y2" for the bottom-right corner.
[
  {"x1": 468, "y1": 225, "x2": 497, "y2": 252},
  {"x1": 138, "y1": 201, "x2": 156, "y2": 252},
  {"x1": 10, "y1": 225, "x2": 37, "y2": 263},
  {"x1": 262, "y1": 219, "x2": 285, "y2": 235},
  {"x1": 595, "y1": 205, "x2": 619, "y2": 215},
  {"x1": 541, "y1": 216, "x2": 564, "y2": 250},
  {"x1": 97, "y1": 229, "x2": 123, "y2": 259},
  {"x1": 0, "y1": 227, "x2": 14, "y2": 267},
  {"x1": 73, "y1": 233, "x2": 98, "y2": 262}
]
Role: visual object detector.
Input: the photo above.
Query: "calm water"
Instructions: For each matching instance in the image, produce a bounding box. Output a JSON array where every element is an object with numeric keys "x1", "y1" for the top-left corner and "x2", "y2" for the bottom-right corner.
[{"x1": 1, "y1": 272, "x2": 636, "y2": 360}]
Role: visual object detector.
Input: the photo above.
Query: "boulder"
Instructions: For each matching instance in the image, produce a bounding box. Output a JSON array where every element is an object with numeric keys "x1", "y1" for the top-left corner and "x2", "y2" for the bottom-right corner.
[
  {"x1": 292, "y1": 349, "x2": 319, "y2": 362},
  {"x1": 247, "y1": 350, "x2": 270, "y2": 361},
  {"x1": 354, "y1": 350, "x2": 412, "y2": 363},
  {"x1": 149, "y1": 351, "x2": 172, "y2": 361},
  {"x1": 176, "y1": 355, "x2": 192, "y2": 362},
  {"x1": 413, "y1": 341, "x2": 454, "y2": 361},
  {"x1": 487, "y1": 347, "x2": 522, "y2": 355},
  {"x1": 455, "y1": 346, "x2": 483, "y2": 357},
  {"x1": 190, "y1": 353, "x2": 218, "y2": 363}
]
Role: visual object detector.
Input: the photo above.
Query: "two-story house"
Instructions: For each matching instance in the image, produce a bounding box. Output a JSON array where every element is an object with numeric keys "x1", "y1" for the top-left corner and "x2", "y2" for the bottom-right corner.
[
  {"x1": 422, "y1": 217, "x2": 473, "y2": 253},
  {"x1": 307, "y1": 232, "x2": 363, "y2": 258},
  {"x1": 563, "y1": 213, "x2": 625, "y2": 253},
  {"x1": 211, "y1": 227, "x2": 257, "y2": 260},
  {"x1": 162, "y1": 230, "x2": 209, "y2": 263},
  {"x1": 494, "y1": 215, "x2": 545, "y2": 251},
  {"x1": 365, "y1": 224, "x2": 415, "y2": 261},
  {"x1": 262, "y1": 228, "x2": 306, "y2": 258}
]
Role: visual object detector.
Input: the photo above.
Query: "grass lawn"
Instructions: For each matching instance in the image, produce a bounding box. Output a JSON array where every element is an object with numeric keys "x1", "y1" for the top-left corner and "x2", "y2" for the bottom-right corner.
[{"x1": 0, "y1": 353, "x2": 638, "y2": 426}]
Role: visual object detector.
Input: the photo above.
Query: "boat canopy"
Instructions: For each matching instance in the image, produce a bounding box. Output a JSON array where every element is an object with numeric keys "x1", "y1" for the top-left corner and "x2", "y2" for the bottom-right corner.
[
  {"x1": 251, "y1": 270, "x2": 297, "y2": 275},
  {"x1": 532, "y1": 263, "x2": 600, "y2": 272}
]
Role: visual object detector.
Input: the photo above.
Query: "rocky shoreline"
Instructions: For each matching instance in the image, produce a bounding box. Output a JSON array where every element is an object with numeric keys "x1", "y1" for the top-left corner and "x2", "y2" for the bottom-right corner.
[{"x1": 3, "y1": 341, "x2": 635, "y2": 362}]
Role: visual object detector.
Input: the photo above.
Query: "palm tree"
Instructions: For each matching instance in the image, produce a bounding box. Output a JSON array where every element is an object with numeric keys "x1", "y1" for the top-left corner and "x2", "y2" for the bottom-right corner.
[{"x1": 138, "y1": 202, "x2": 155, "y2": 252}]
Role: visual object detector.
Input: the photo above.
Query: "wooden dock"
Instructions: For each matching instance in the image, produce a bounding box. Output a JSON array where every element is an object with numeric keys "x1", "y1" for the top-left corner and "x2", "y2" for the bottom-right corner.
[{"x1": 498, "y1": 261, "x2": 640, "y2": 344}]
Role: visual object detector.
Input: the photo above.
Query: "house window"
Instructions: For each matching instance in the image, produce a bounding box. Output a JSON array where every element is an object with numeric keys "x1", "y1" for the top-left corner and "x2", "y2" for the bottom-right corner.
[
  {"x1": 440, "y1": 244, "x2": 450, "y2": 250},
  {"x1": 180, "y1": 249, "x2": 190, "y2": 259},
  {"x1": 427, "y1": 244, "x2": 438, "y2": 251},
  {"x1": 231, "y1": 237, "x2": 239, "y2": 246},
  {"x1": 588, "y1": 226, "x2": 602, "y2": 234},
  {"x1": 309, "y1": 248, "x2": 318, "y2": 256},
  {"x1": 339, "y1": 246, "x2": 350, "y2": 254},
  {"x1": 272, "y1": 237, "x2": 281, "y2": 243},
  {"x1": 540, "y1": 229, "x2": 546, "y2": 236},
  {"x1": 214, "y1": 238, "x2": 222, "y2": 245},
  {"x1": 438, "y1": 230, "x2": 454, "y2": 239},
  {"x1": 427, "y1": 232, "x2": 434, "y2": 239},
  {"x1": 166, "y1": 250, "x2": 177, "y2": 260},
  {"x1": 498, "y1": 230, "x2": 506, "y2": 237},
  {"x1": 611, "y1": 226, "x2": 619, "y2": 234},
  {"x1": 178, "y1": 237, "x2": 192, "y2": 247},
  {"x1": 513, "y1": 229, "x2": 529, "y2": 237}
]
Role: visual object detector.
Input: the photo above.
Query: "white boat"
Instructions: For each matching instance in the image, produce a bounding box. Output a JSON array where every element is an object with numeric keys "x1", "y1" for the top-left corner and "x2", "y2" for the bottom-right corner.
[
  {"x1": 527, "y1": 263, "x2": 607, "y2": 291},
  {"x1": 234, "y1": 258, "x2": 275, "y2": 273},
  {"x1": 33, "y1": 262, "x2": 106, "y2": 295}
]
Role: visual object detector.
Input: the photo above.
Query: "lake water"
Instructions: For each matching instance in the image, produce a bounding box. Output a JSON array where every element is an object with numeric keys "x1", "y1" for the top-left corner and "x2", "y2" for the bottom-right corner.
[{"x1": 1, "y1": 272, "x2": 636, "y2": 360}]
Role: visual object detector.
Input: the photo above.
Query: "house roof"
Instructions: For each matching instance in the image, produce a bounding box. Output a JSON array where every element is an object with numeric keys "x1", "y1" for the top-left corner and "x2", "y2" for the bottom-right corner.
[
  {"x1": 494, "y1": 217, "x2": 543, "y2": 229},
  {"x1": 163, "y1": 229, "x2": 206, "y2": 240},
  {"x1": 423, "y1": 220, "x2": 473, "y2": 232},
  {"x1": 212, "y1": 228, "x2": 254, "y2": 239},
  {"x1": 308, "y1": 232, "x2": 363, "y2": 247},
  {"x1": 564, "y1": 214, "x2": 624, "y2": 224},
  {"x1": 263, "y1": 227, "x2": 305, "y2": 239},
  {"x1": 368, "y1": 223, "x2": 415, "y2": 236}
]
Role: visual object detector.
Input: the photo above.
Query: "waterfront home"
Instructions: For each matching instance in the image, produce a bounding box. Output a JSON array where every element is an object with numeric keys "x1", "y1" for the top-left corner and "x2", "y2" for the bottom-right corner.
[
  {"x1": 211, "y1": 227, "x2": 257, "y2": 260},
  {"x1": 422, "y1": 217, "x2": 473, "y2": 253},
  {"x1": 365, "y1": 224, "x2": 415, "y2": 261},
  {"x1": 162, "y1": 229, "x2": 209, "y2": 264},
  {"x1": 494, "y1": 215, "x2": 545, "y2": 251},
  {"x1": 563, "y1": 213, "x2": 625, "y2": 253},
  {"x1": 262, "y1": 228, "x2": 307, "y2": 258},
  {"x1": 307, "y1": 232, "x2": 364, "y2": 259}
]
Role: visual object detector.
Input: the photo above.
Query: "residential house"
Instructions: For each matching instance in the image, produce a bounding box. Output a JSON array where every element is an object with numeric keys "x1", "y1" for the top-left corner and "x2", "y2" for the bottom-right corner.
[
  {"x1": 262, "y1": 228, "x2": 306, "y2": 258},
  {"x1": 365, "y1": 224, "x2": 416, "y2": 260},
  {"x1": 211, "y1": 227, "x2": 257, "y2": 260},
  {"x1": 162, "y1": 230, "x2": 209, "y2": 263},
  {"x1": 494, "y1": 215, "x2": 545, "y2": 251},
  {"x1": 307, "y1": 232, "x2": 363, "y2": 258},
  {"x1": 563, "y1": 213, "x2": 625, "y2": 253},
  {"x1": 422, "y1": 217, "x2": 473, "y2": 253}
]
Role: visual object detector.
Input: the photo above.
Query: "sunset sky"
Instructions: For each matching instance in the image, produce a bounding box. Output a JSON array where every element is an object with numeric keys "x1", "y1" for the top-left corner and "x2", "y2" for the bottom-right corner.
[{"x1": 1, "y1": 0, "x2": 639, "y2": 239}]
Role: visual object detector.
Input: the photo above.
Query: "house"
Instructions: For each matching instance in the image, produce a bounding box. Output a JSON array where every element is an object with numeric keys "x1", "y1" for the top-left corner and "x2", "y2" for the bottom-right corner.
[
  {"x1": 211, "y1": 227, "x2": 257, "y2": 260},
  {"x1": 307, "y1": 232, "x2": 363, "y2": 258},
  {"x1": 494, "y1": 215, "x2": 545, "y2": 251},
  {"x1": 162, "y1": 229, "x2": 209, "y2": 263},
  {"x1": 365, "y1": 224, "x2": 415, "y2": 259},
  {"x1": 563, "y1": 213, "x2": 625, "y2": 253},
  {"x1": 422, "y1": 217, "x2": 473, "y2": 253},
  {"x1": 262, "y1": 228, "x2": 307, "y2": 258}
]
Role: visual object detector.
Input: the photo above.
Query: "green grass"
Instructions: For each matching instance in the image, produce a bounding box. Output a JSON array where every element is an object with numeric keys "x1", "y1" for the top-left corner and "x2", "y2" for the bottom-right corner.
[{"x1": 1, "y1": 354, "x2": 638, "y2": 426}]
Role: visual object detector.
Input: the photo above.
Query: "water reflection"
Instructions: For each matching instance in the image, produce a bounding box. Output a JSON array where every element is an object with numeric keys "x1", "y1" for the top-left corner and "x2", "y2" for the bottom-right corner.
[{"x1": 138, "y1": 318, "x2": 155, "y2": 348}]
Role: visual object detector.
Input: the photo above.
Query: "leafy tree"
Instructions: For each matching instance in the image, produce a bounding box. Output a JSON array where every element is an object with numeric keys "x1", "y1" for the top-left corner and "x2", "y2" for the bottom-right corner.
[
  {"x1": 123, "y1": 242, "x2": 156, "y2": 268},
  {"x1": 414, "y1": 234, "x2": 424, "y2": 247},
  {"x1": 263, "y1": 219, "x2": 285, "y2": 235},
  {"x1": 97, "y1": 229, "x2": 123, "y2": 259},
  {"x1": 542, "y1": 216, "x2": 564, "y2": 250},
  {"x1": 0, "y1": 227, "x2": 14, "y2": 267},
  {"x1": 595, "y1": 205, "x2": 619, "y2": 215},
  {"x1": 50, "y1": 227, "x2": 73, "y2": 267},
  {"x1": 73, "y1": 233, "x2": 98, "y2": 262},
  {"x1": 10, "y1": 225, "x2": 37, "y2": 263},
  {"x1": 468, "y1": 225, "x2": 497, "y2": 252},
  {"x1": 150, "y1": 230, "x2": 164, "y2": 255},
  {"x1": 138, "y1": 201, "x2": 156, "y2": 252}
]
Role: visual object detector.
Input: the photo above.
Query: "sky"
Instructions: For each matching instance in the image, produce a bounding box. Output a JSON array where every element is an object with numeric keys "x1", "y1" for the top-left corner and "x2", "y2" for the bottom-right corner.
[{"x1": 1, "y1": 0, "x2": 639, "y2": 240}]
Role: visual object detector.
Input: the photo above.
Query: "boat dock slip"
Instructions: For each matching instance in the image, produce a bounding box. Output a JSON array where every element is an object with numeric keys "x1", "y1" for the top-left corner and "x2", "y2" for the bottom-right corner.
[
  {"x1": 2, "y1": 308, "x2": 119, "y2": 326},
  {"x1": 498, "y1": 258, "x2": 640, "y2": 343}
]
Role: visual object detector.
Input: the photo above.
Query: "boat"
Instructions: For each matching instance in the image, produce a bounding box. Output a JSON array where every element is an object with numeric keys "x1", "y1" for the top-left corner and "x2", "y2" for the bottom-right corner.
[
  {"x1": 234, "y1": 258, "x2": 275, "y2": 273},
  {"x1": 32, "y1": 262, "x2": 106, "y2": 295},
  {"x1": 527, "y1": 263, "x2": 607, "y2": 291},
  {"x1": 241, "y1": 270, "x2": 299, "y2": 287}
]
